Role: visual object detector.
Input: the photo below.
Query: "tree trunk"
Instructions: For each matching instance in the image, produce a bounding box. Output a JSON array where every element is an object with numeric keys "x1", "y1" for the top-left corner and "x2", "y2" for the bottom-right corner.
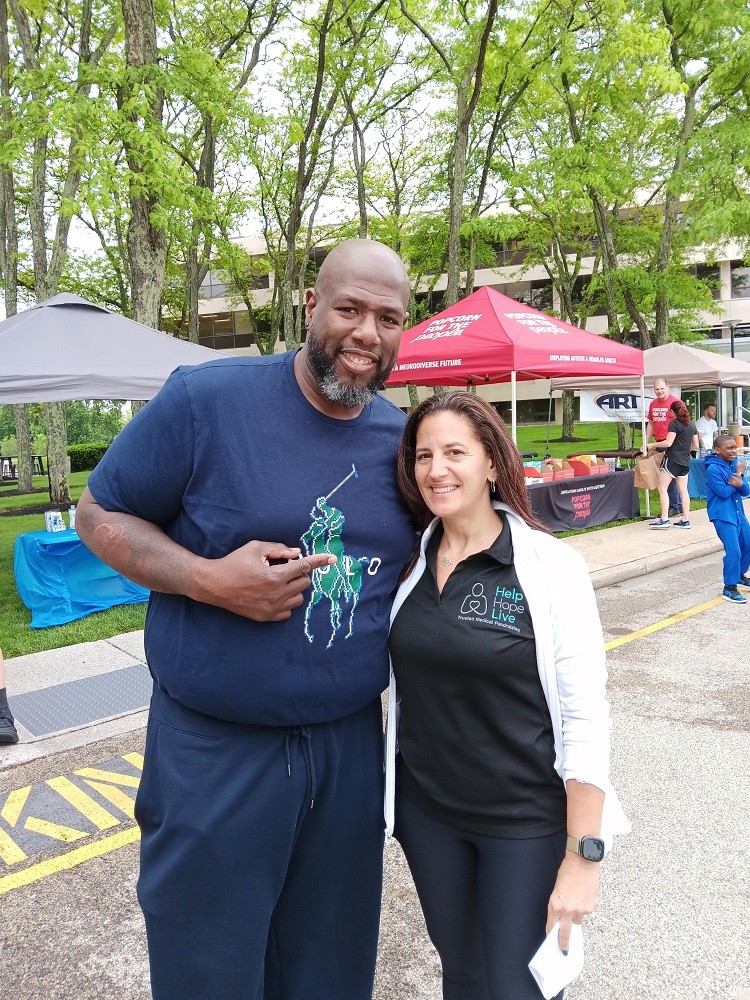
[
  {"x1": 561, "y1": 389, "x2": 576, "y2": 441},
  {"x1": 13, "y1": 404, "x2": 33, "y2": 493},
  {"x1": 45, "y1": 402, "x2": 70, "y2": 505},
  {"x1": 120, "y1": 0, "x2": 167, "y2": 408}
]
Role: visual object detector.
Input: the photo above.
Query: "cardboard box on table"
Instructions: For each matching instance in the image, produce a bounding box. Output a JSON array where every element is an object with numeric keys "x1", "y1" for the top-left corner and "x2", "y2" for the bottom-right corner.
[
  {"x1": 542, "y1": 459, "x2": 574, "y2": 481},
  {"x1": 568, "y1": 455, "x2": 609, "y2": 477},
  {"x1": 524, "y1": 462, "x2": 553, "y2": 484}
]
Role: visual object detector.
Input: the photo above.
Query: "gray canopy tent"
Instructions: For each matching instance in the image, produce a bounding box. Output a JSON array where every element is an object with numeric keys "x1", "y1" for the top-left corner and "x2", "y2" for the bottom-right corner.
[{"x1": 0, "y1": 292, "x2": 221, "y2": 403}]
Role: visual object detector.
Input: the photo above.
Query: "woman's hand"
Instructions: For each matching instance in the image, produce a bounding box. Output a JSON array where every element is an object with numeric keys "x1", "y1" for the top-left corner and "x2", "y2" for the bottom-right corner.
[{"x1": 546, "y1": 854, "x2": 601, "y2": 953}]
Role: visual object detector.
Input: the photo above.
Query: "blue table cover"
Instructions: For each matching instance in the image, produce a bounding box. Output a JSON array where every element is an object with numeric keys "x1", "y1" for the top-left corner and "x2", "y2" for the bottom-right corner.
[
  {"x1": 688, "y1": 458, "x2": 708, "y2": 500},
  {"x1": 14, "y1": 528, "x2": 149, "y2": 628}
]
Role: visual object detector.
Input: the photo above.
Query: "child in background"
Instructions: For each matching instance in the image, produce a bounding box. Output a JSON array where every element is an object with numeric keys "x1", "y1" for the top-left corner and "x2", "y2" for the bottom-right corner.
[
  {"x1": 705, "y1": 435, "x2": 750, "y2": 604},
  {"x1": 0, "y1": 648, "x2": 19, "y2": 744}
]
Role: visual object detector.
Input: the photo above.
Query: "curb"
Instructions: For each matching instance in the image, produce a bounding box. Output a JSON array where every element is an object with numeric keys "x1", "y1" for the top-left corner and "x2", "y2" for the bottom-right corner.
[{"x1": 589, "y1": 536, "x2": 721, "y2": 590}]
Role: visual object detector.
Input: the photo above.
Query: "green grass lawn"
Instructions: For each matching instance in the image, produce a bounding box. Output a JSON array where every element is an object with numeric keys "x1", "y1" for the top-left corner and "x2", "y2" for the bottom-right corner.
[
  {"x1": 513, "y1": 421, "x2": 642, "y2": 458},
  {"x1": 0, "y1": 472, "x2": 146, "y2": 658}
]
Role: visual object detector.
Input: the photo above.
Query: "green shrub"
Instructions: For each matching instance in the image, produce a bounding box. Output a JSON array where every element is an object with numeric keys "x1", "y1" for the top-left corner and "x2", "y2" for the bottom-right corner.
[{"x1": 68, "y1": 442, "x2": 109, "y2": 472}]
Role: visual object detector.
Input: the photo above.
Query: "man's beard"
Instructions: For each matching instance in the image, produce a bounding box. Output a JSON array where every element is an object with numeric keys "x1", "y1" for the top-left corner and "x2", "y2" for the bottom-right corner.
[{"x1": 306, "y1": 327, "x2": 395, "y2": 409}]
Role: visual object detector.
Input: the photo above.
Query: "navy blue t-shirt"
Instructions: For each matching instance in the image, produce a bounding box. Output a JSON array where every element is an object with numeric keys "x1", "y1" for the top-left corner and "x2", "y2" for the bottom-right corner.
[{"x1": 88, "y1": 351, "x2": 415, "y2": 726}]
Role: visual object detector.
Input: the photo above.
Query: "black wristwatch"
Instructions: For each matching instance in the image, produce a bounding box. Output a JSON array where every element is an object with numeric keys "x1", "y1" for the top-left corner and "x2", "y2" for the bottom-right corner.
[{"x1": 566, "y1": 834, "x2": 605, "y2": 862}]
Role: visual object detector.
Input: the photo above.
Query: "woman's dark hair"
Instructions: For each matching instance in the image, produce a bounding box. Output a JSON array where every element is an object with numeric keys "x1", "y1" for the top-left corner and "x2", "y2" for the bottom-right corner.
[
  {"x1": 397, "y1": 392, "x2": 549, "y2": 535},
  {"x1": 670, "y1": 399, "x2": 690, "y2": 425}
]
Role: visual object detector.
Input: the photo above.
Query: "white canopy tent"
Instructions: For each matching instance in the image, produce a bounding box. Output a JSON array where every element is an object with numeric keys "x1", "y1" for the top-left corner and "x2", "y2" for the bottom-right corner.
[{"x1": 0, "y1": 293, "x2": 222, "y2": 403}]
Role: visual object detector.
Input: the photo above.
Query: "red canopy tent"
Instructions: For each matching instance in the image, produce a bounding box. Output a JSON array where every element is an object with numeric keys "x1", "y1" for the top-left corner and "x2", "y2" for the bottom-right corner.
[{"x1": 386, "y1": 286, "x2": 644, "y2": 439}]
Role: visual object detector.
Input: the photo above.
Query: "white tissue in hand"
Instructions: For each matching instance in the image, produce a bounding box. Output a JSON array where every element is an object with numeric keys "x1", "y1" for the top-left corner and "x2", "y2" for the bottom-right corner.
[{"x1": 528, "y1": 921, "x2": 584, "y2": 999}]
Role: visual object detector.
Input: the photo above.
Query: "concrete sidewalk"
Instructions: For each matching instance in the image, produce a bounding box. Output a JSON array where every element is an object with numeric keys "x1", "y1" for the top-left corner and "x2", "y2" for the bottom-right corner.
[{"x1": 0, "y1": 507, "x2": 724, "y2": 770}]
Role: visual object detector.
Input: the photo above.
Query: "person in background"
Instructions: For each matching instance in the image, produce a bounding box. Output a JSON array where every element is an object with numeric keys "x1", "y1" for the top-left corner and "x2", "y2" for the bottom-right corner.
[
  {"x1": 385, "y1": 391, "x2": 629, "y2": 1000},
  {"x1": 646, "y1": 378, "x2": 683, "y2": 516},
  {"x1": 649, "y1": 400, "x2": 698, "y2": 529},
  {"x1": 76, "y1": 239, "x2": 415, "y2": 1000},
  {"x1": 0, "y1": 648, "x2": 19, "y2": 745},
  {"x1": 694, "y1": 403, "x2": 719, "y2": 453},
  {"x1": 705, "y1": 435, "x2": 750, "y2": 604}
]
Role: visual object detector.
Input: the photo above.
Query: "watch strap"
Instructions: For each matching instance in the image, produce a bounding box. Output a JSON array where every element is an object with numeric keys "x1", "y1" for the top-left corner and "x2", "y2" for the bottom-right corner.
[{"x1": 566, "y1": 835, "x2": 581, "y2": 855}]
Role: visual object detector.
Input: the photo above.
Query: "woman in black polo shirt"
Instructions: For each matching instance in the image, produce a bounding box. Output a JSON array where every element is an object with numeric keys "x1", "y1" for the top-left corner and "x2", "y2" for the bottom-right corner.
[{"x1": 386, "y1": 392, "x2": 627, "y2": 1000}]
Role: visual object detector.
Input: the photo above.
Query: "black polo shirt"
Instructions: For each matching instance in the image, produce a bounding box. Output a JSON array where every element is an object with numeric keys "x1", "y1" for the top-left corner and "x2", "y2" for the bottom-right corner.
[{"x1": 389, "y1": 517, "x2": 566, "y2": 838}]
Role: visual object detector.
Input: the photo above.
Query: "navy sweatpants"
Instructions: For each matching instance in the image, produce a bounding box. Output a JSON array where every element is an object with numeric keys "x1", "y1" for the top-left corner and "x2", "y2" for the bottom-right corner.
[
  {"x1": 395, "y1": 794, "x2": 565, "y2": 1000},
  {"x1": 135, "y1": 686, "x2": 385, "y2": 999},
  {"x1": 714, "y1": 516, "x2": 750, "y2": 586}
]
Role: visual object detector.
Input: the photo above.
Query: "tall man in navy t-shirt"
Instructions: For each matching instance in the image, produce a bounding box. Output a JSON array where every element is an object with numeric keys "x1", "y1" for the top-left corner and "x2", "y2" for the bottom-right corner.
[{"x1": 76, "y1": 240, "x2": 415, "y2": 1000}]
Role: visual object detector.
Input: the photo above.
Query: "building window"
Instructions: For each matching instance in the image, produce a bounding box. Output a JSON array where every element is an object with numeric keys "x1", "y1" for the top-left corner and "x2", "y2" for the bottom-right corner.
[
  {"x1": 529, "y1": 280, "x2": 553, "y2": 311},
  {"x1": 572, "y1": 276, "x2": 607, "y2": 316},
  {"x1": 731, "y1": 261, "x2": 750, "y2": 299},
  {"x1": 694, "y1": 263, "x2": 721, "y2": 300},
  {"x1": 199, "y1": 272, "x2": 229, "y2": 300},
  {"x1": 197, "y1": 312, "x2": 257, "y2": 349}
]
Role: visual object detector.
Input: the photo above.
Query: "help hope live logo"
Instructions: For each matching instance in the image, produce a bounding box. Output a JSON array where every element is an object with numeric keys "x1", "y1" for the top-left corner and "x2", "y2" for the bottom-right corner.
[{"x1": 459, "y1": 582, "x2": 526, "y2": 633}]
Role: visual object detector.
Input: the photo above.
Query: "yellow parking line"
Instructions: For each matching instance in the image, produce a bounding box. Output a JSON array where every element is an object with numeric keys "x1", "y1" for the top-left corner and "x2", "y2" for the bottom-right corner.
[
  {"x1": 0, "y1": 826, "x2": 141, "y2": 895},
  {"x1": 605, "y1": 597, "x2": 724, "y2": 651}
]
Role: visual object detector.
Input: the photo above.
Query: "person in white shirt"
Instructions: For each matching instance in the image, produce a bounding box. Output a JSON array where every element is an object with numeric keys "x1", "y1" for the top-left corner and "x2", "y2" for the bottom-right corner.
[{"x1": 695, "y1": 403, "x2": 718, "y2": 452}]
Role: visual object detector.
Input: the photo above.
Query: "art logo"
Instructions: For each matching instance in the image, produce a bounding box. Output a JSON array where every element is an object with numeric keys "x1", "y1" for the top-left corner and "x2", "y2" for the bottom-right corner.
[
  {"x1": 595, "y1": 393, "x2": 640, "y2": 414},
  {"x1": 300, "y1": 465, "x2": 380, "y2": 650}
]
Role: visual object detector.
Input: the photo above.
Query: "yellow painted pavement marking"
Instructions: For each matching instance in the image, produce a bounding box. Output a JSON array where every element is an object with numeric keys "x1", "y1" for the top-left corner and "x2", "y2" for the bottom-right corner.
[
  {"x1": 123, "y1": 751, "x2": 144, "y2": 770},
  {"x1": 24, "y1": 817, "x2": 89, "y2": 842},
  {"x1": 83, "y1": 780, "x2": 136, "y2": 820},
  {"x1": 74, "y1": 766, "x2": 140, "y2": 788},
  {"x1": 46, "y1": 775, "x2": 120, "y2": 830},
  {"x1": 604, "y1": 597, "x2": 724, "y2": 651},
  {"x1": 0, "y1": 827, "x2": 27, "y2": 865},
  {"x1": 1, "y1": 786, "x2": 31, "y2": 827},
  {"x1": 0, "y1": 826, "x2": 141, "y2": 895}
]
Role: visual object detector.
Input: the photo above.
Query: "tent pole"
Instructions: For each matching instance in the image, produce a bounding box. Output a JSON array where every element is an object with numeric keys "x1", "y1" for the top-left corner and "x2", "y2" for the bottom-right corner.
[
  {"x1": 640, "y1": 374, "x2": 650, "y2": 518},
  {"x1": 545, "y1": 389, "x2": 552, "y2": 458},
  {"x1": 511, "y1": 372, "x2": 517, "y2": 444}
]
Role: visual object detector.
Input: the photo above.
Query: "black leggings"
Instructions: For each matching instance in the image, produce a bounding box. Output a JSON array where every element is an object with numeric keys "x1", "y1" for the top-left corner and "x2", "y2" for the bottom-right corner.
[{"x1": 395, "y1": 794, "x2": 566, "y2": 1000}]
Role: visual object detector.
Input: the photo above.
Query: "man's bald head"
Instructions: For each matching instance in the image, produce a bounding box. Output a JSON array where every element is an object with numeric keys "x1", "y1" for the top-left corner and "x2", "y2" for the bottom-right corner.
[{"x1": 315, "y1": 239, "x2": 410, "y2": 308}]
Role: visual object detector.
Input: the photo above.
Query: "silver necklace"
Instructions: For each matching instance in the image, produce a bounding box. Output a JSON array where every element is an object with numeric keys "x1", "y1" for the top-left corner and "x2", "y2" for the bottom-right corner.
[{"x1": 439, "y1": 520, "x2": 500, "y2": 568}]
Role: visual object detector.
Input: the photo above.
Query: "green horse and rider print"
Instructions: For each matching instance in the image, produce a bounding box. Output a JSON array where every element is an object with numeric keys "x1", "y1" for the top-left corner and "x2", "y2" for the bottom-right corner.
[{"x1": 300, "y1": 465, "x2": 381, "y2": 649}]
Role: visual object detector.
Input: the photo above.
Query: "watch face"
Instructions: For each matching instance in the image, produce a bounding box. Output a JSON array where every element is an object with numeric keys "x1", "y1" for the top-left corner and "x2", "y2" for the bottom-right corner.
[{"x1": 580, "y1": 836, "x2": 605, "y2": 862}]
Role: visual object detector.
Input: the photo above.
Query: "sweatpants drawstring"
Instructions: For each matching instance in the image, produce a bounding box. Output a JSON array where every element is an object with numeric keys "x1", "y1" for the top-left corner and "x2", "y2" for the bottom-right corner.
[{"x1": 285, "y1": 726, "x2": 317, "y2": 808}]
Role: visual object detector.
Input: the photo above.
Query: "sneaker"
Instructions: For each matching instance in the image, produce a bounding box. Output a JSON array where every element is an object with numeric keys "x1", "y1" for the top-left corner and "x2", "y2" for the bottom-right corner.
[
  {"x1": 723, "y1": 587, "x2": 747, "y2": 604},
  {"x1": 0, "y1": 711, "x2": 18, "y2": 745},
  {"x1": 739, "y1": 576, "x2": 750, "y2": 589},
  {"x1": 668, "y1": 507, "x2": 682, "y2": 518},
  {"x1": 649, "y1": 519, "x2": 671, "y2": 528},
  {"x1": 672, "y1": 520, "x2": 691, "y2": 529}
]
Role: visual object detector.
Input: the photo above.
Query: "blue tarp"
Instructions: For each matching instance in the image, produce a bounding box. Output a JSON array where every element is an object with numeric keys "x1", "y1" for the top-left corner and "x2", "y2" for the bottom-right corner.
[{"x1": 14, "y1": 528, "x2": 149, "y2": 628}]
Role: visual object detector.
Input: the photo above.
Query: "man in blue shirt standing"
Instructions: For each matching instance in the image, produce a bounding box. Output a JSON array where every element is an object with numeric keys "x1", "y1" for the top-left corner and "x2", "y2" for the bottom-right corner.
[
  {"x1": 76, "y1": 239, "x2": 415, "y2": 999},
  {"x1": 705, "y1": 434, "x2": 750, "y2": 604}
]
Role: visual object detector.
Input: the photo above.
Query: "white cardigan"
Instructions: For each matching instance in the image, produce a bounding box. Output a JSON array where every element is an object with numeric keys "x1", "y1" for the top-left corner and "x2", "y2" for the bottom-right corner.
[{"x1": 384, "y1": 502, "x2": 631, "y2": 846}]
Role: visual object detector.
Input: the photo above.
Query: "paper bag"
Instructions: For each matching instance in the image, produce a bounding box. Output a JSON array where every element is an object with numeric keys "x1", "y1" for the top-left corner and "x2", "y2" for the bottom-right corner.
[{"x1": 633, "y1": 452, "x2": 662, "y2": 490}]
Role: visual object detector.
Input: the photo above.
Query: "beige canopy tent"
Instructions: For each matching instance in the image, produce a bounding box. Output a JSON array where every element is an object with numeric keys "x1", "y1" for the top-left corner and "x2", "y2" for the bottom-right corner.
[
  {"x1": 551, "y1": 341, "x2": 750, "y2": 392},
  {"x1": 551, "y1": 341, "x2": 750, "y2": 516}
]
